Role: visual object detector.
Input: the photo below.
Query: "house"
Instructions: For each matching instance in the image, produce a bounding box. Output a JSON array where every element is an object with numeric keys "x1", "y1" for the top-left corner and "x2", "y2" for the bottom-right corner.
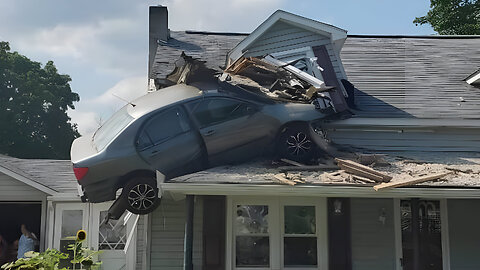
[
  {"x1": 3, "y1": 6, "x2": 480, "y2": 270},
  {"x1": 144, "y1": 6, "x2": 480, "y2": 270},
  {"x1": 0, "y1": 155, "x2": 142, "y2": 270}
]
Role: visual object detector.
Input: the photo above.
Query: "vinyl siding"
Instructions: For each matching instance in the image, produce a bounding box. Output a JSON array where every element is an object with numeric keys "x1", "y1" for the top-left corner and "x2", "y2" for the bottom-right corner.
[
  {"x1": 350, "y1": 198, "x2": 396, "y2": 270},
  {"x1": 448, "y1": 199, "x2": 480, "y2": 270},
  {"x1": 244, "y1": 21, "x2": 345, "y2": 80},
  {"x1": 0, "y1": 173, "x2": 47, "y2": 200},
  {"x1": 150, "y1": 196, "x2": 203, "y2": 270},
  {"x1": 324, "y1": 125, "x2": 480, "y2": 152},
  {"x1": 136, "y1": 215, "x2": 146, "y2": 270}
]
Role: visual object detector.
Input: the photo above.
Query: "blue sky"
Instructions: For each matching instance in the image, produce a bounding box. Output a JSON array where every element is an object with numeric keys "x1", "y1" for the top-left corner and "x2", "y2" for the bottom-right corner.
[{"x1": 0, "y1": 0, "x2": 434, "y2": 134}]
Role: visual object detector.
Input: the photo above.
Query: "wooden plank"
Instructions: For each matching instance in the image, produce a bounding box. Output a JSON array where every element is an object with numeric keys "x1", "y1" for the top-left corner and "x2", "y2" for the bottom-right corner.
[
  {"x1": 373, "y1": 172, "x2": 451, "y2": 191},
  {"x1": 338, "y1": 163, "x2": 385, "y2": 182},
  {"x1": 335, "y1": 158, "x2": 393, "y2": 182},
  {"x1": 273, "y1": 174, "x2": 296, "y2": 186}
]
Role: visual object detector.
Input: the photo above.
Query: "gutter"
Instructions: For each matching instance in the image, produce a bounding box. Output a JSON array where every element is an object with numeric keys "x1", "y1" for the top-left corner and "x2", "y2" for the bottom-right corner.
[{"x1": 160, "y1": 182, "x2": 480, "y2": 199}]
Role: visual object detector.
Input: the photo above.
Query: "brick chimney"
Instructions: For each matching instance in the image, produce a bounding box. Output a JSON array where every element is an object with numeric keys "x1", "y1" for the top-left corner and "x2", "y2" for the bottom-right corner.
[{"x1": 149, "y1": 6, "x2": 169, "y2": 79}]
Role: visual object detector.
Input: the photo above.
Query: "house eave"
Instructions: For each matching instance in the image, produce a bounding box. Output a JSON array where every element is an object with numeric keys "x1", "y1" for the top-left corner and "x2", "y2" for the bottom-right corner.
[
  {"x1": 0, "y1": 165, "x2": 58, "y2": 196},
  {"x1": 160, "y1": 182, "x2": 480, "y2": 199}
]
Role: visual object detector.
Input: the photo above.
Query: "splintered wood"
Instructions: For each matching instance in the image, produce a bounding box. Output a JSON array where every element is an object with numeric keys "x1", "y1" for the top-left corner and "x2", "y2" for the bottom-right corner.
[
  {"x1": 335, "y1": 158, "x2": 392, "y2": 183},
  {"x1": 373, "y1": 172, "x2": 451, "y2": 191},
  {"x1": 273, "y1": 173, "x2": 306, "y2": 186}
]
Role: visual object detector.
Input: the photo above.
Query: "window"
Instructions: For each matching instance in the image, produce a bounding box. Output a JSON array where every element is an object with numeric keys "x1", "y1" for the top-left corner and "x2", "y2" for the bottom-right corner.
[
  {"x1": 138, "y1": 107, "x2": 190, "y2": 147},
  {"x1": 190, "y1": 98, "x2": 255, "y2": 128},
  {"x1": 98, "y1": 211, "x2": 126, "y2": 250},
  {"x1": 94, "y1": 105, "x2": 134, "y2": 151},
  {"x1": 230, "y1": 197, "x2": 327, "y2": 269}
]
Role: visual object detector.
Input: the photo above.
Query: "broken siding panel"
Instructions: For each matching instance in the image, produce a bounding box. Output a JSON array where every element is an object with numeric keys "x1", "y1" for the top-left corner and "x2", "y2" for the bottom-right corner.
[
  {"x1": 448, "y1": 199, "x2": 480, "y2": 270},
  {"x1": 341, "y1": 37, "x2": 480, "y2": 118},
  {"x1": 150, "y1": 197, "x2": 203, "y2": 270},
  {"x1": 0, "y1": 173, "x2": 47, "y2": 200},
  {"x1": 325, "y1": 127, "x2": 480, "y2": 152},
  {"x1": 350, "y1": 198, "x2": 396, "y2": 270}
]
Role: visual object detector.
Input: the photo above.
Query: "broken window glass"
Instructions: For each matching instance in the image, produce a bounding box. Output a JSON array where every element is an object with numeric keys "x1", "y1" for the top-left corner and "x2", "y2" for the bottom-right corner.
[{"x1": 235, "y1": 205, "x2": 269, "y2": 267}]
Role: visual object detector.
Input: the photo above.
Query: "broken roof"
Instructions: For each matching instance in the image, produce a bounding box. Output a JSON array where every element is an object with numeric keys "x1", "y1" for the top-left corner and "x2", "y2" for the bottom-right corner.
[
  {"x1": 0, "y1": 155, "x2": 78, "y2": 194},
  {"x1": 151, "y1": 33, "x2": 480, "y2": 119},
  {"x1": 168, "y1": 152, "x2": 480, "y2": 189}
]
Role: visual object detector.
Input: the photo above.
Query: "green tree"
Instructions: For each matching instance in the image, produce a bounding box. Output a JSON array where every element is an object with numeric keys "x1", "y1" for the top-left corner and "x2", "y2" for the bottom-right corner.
[
  {"x1": 414, "y1": 0, "x2": 480, "y2": 35},
  {"x1": 0, "y1": 41, "x2": 80, "y2": 159}
]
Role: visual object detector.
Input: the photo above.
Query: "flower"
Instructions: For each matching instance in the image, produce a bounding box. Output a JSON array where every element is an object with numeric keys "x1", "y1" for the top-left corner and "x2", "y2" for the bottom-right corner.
[{"x1": 76, "y1": 230, "x2": 87, "y2": 242}]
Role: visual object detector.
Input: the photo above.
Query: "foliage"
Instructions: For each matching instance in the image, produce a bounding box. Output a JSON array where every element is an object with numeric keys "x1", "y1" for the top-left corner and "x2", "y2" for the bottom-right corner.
[
  {"x1": 414, "y1": 0, "x2": 480, "y2": 35},
  {"x1": 1, "y1": 249, "x2": 69, "y2": 270},
  {"x1": 68, "y1": 240, "x2": 102, "y2": 270},
  {"x1": 0, "y1": 41, "x2": 80, "y2": 159}
]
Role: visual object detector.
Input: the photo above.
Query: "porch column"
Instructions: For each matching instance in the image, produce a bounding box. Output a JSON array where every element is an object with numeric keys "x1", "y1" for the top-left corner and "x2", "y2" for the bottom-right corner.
[
  {"x1": 411, "y1": 198, "x2": 420, "y2": 270},
  {"x1": 184, "y1": 195, "x2": 195, "y2": 270}
]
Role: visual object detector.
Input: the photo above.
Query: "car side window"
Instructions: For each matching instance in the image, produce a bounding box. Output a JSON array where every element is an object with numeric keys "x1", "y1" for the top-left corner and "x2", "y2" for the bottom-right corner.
[
  {"x1": 137, "y1": 107, "x2": 191, "y2": 148},
  {"x1": 190, "y1": 98, "x2": 256, "y2": 127}
]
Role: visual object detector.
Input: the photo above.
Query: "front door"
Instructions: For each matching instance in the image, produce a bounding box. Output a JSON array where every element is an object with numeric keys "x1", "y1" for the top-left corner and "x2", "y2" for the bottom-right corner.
[{"x1": 400, "y1": 199, "x2": 443, "y2": 270}]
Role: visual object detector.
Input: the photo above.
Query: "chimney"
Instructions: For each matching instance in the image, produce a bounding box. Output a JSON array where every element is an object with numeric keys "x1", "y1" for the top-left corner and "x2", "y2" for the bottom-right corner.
[{"x1": 149, "y1": 6, "x2": 169, "y2": 79}]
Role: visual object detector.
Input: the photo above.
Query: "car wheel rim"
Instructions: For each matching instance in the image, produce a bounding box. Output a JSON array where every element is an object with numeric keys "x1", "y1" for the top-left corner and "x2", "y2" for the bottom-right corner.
[
  {"x1": 286, "y1": 132, "x2": 312, "y2": 156},
  {"x1": 128, "y1": 184, "x2": 157, "y2": 211}
]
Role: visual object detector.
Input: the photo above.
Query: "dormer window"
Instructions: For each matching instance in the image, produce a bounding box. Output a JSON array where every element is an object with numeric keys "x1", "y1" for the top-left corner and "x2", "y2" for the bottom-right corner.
[{"x1": 465, "y1": 69, "x2": 480, "y2": 85}]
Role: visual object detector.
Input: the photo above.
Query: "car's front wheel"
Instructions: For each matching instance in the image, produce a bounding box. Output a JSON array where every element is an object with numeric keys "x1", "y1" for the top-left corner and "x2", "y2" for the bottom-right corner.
[
  {"x1": 123, "y1": 177, "x2": 160, "y2": 215},
  {"x1": 278, "y1": 123, "x2": 315, "y2": 163}
]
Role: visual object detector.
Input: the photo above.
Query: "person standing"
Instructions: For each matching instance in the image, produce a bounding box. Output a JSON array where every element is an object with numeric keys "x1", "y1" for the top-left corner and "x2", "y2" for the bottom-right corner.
[{"x1": 17, "y1": 224, "x2": 37, "y2": 259}]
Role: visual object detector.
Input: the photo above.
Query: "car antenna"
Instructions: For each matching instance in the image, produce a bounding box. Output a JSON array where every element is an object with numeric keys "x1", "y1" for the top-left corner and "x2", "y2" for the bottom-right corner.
[{"x1": 112, "y1": 93, "x2": 136, "y2": 107}]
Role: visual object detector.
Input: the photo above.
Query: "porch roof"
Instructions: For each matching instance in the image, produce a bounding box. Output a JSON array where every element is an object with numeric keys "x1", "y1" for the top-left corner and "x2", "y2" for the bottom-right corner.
[
  {"x1": 166, "y1": 151, "x2": 480, "y2": 190},
  {"x1": 0, "y1": 155, "x2": 78, "y2": 195}
]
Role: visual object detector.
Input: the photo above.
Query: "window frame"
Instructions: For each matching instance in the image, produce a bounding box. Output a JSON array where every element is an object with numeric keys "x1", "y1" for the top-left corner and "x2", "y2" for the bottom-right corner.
[
  {"x1": 186, "y1": 97, "x2": 259, "y2": 129},
  {"x1": 135, "y1": 105, "x2": 192, "y2": 151},
  {"x1": 227, "y1": 196, "x2": 328, "y2": 270}
]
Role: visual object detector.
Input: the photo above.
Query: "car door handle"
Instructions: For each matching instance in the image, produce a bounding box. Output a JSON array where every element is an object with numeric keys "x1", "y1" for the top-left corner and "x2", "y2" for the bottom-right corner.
[{"x1": 203, "y1": 129, "x2": 216, "y2": 136}]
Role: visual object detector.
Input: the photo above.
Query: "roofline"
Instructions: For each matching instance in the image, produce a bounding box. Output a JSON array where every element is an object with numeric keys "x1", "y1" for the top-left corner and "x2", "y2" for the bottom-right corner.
[
  {"x1": 177, "y1": 30, "x2": 480, "y2": 40},
  {"x1": 161, "y1": 182, "x2": 480, "y2": 199},
  {"x1": 347, "y1": 34, "x2": 480, "y2": 39},
  {"x1": 0, "y1": 165, "x2": 58, "y2": 196}
]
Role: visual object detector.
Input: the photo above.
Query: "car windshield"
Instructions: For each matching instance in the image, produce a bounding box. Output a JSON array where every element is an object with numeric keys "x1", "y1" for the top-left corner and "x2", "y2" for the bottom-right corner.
[{"x1": 93, "y1": 105, "x2": 134, "y2": 151}]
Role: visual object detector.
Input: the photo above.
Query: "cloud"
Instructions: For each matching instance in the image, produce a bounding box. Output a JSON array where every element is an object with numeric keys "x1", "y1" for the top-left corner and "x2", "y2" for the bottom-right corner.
[
  {"x1": 162, "y1": 0, "x2": 286, "y2": 32},
  {"x1": 69, "y1": 75, "x2": 147, "y2": 135}
]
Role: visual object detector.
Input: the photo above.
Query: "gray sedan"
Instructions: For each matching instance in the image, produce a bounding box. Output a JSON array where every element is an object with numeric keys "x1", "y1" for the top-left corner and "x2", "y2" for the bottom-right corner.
[{"x1": 71, "y1": 84, "x2": 327, "y2": 215}]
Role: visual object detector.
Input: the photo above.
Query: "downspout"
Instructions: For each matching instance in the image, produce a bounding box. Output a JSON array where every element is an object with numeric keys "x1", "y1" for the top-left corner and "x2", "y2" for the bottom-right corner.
[{"x1": 184, "y1": 195, "x2": 195, "y2": 270}]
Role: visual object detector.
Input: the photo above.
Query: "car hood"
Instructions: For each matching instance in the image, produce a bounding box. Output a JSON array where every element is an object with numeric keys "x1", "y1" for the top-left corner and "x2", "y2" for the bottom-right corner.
[{"x1": 71, "y1": 134, "x2": 97, "y2": 165}]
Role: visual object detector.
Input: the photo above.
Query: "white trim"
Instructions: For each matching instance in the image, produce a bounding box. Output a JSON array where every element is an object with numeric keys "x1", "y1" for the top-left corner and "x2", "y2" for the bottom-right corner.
[
  {"x1": 440, "y1": 199, "x2": 450, "y2": 270},
  {"x1": 53, "y1": 203, "x2": 89, "y2": 250},
  {"x1": 321, "y1": 117, "x2": 480, "y2": 129},
  {"x1": 228, "y1": 10, "x2": 347, "y2": 63},
  {"x1": 228, "y1": 196, "x2": 328, "y2": 270},
  {"x1": 162, "y1": 183, "x2": 480, "y2": 199},
  {"x1": 393, "y1": 198, "x2": 402, "y2": 270},
  {"x1": 466, "y1": 72, "x2": 480, "y2": 85},
  {"x1": 39, "y1": 198, "x2": 47, "y2": 251},
  {"x1": 0, "y1": 166, "x2": 58, "y2": 195},
  {"x1": 142, "y1": 214, "x2": 152, "y2": 270}
]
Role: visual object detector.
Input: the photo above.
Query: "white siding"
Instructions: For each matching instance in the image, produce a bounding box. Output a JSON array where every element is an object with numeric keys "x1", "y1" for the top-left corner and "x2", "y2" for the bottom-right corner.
[
  {"x1": 244, "y1": 21, "x2": 345, "y2": 80},
  {"x1": 0, "y1": 172, "x2": 47, "y2": 200},
  {"x1": 325, "y1": 126, "x2": 480, "y2": 152},
  {"x1": 136, "y1": 215, "x2": 146, "y2": 270},
  {"x1": 448, "y1": 199, "x2": 480, "y2": 270},
  {"x1": 150, "y1": 196, "x2": 203, "y2": 270},
  {"x1": 350, "y1": 198, "x2": 396, "y2": 270}
]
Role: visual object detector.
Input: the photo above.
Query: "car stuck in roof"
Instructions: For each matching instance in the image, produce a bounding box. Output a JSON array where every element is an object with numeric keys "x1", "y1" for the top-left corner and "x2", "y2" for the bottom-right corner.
[{"x1": 70, "y1": 78, "x2": 344, "y2": 216}]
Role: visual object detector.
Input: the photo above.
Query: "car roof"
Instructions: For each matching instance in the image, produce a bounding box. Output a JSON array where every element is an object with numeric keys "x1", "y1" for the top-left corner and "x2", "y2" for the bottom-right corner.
[{"x1": 128, "y1": 84, "x2": 203, "y2": 118}]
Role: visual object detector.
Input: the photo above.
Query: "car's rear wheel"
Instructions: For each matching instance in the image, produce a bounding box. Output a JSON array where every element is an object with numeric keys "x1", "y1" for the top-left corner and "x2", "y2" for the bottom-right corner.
[
  {"x1": 124, "y1": 177, "x2": 160, "y2": 215},
  {"x1": 278, "y1": 123, "x2": 315, "y2": 163}
]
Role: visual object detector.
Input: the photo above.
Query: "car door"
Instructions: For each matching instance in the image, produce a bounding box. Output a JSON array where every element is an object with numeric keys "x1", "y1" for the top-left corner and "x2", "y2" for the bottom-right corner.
[
  {"x1": 187, "y1": 97, "x2": 274, "y2": 165},
  {"x1": 136, "y1": 106, "x2": 204, "y2": 178}
]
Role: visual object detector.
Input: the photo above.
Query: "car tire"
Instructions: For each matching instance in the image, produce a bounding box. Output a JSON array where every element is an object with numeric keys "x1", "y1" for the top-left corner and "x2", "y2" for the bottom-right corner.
[
  {"x1": 123, "y1": 177, "x2": 160, "y2": 215},
  {"x1": 278, "y1": 123, "x2": 315, "y2": 163}
]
